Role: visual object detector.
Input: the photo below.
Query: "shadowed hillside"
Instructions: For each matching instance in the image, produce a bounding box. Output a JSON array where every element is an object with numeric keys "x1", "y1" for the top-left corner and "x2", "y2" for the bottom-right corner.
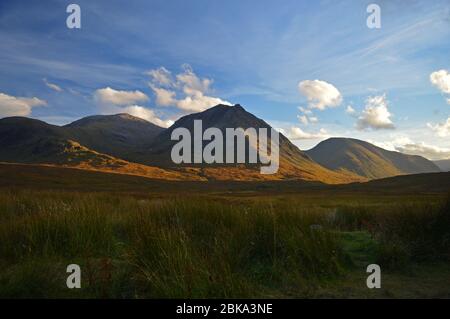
[
  {"x1": 306, "y1": 137, "x2": 440, "y2": 179},
  {"x1": 434, "y1": 159, "x2": 450, "y2": 172},
  {"x1": 65, "y1": 113, "x2": 164, "y2": 161},
  {"x1": 0, "y1": 117, "x2": 203, "y2": 181}
]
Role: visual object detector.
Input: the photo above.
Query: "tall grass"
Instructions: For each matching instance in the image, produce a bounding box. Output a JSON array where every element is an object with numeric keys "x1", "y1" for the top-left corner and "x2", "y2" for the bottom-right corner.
[
  {"x1": 333, "y1": 196, "x2": 450, "y2": 268},
  {"x1": 0, "y1": 190, "x2": 448, "y2": 297},
  {"x1": 373, "y1": 197, "x2": 450, "y2": 267},
  {"x1": 0, "y1": 190, "x2": 345, "y2": 298}
]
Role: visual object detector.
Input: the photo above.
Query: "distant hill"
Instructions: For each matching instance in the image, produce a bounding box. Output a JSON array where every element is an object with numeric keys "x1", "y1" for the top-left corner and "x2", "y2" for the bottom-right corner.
[
  {"x1": 0, "y1": 117, "x2": 202, "y2": 181},
  {"x1": 65, "y1": 113, "x2": 164, "y2": 161},
  {"x1": 434, "y1": 159, "x2": 450, "y2": 172},
  {"x1": 0, "y1": 117, "x2": 68, "y2": 163},
  {"x1": 306, "y1": 137, "x2": 440, "y2": 179}
]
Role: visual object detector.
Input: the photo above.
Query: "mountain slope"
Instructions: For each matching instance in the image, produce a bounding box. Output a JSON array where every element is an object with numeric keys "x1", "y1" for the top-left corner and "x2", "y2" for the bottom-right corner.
[
  {"x1": 0, "y1": 117, "x2": 202, "y2": 181},
  {"x1": 434, "y1": 159, "x2": 450, "y2": 172},
  {"x1": 306, "y1": 137, "x2": 440, "y2": 179},
  {"x1": 2, "y1": 114, "x2": 355, "y2": 183},
  {"x1": 65, "y1": 113, "x2": 164, "y2": 161},
  {"x1": 0, "y1": 117, "x2": 69, "y2": 163},
  {"x1": 135, "y1": 104, "x2": 364, "y2": 183}
]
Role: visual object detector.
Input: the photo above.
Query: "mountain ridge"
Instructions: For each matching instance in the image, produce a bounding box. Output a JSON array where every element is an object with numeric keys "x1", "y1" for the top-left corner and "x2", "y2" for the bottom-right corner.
[
  {"x1": 306, "y1": 137, "x2": 440, "y2": 179},
  {"x1": 0, "y1": 104, "x2": 440, "y2": 183}
]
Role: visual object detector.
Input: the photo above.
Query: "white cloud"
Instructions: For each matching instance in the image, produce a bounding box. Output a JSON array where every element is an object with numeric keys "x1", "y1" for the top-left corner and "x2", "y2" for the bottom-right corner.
[
  {"x1": 146, "y1": 67, "x2": 173, "y2": 87},
  {"x1": 430, "y1": 69, "x2": 450, "y2": 94},
  {"x1": 370, "y1": 136, "x2": 412, "y2": 151},
  {"x1": 370, "y1": 136, "x2": 450, "y2": 160},
  {"x1": 176, "y1": 93, "x2": 229, "y2": 112},
  {"x1": 447, "y1": 98, "x2": 450, "y2": 105},
  {"x1": 356, "y1": 94, "x2": 395, "y2": 130},
  {"x1": 297, "y1": 105, "x2": 318, "y2": 125},
  {"x1": 121, "y1": 105, "x2": 174, "y2": 128},
  {"x1": 147, "y1": 64, "x2": 231, "y2": 112},
  {"x1": 0, "y1": 92, "x2": 47, "y2": 117},
  {"x1": 298, "y1": 106, "x2": 312, "y2": 115},
  {"x1": 298, "y1": 80, "x2": 342, "y2": 110},
  {"x1": 99, "y1": 103, "x2": 174, "y2": 128},
  {"x1": 176, "y1": 64, "x2": 212, "y2": 93},
  {"x1": 286, "y1": 127, "x2": 328, "y2": 140},
  {"x1": 297, "y1": 114, "x2": 318, "y2": 125},
  {"x1": 346, "y1": 105, "x2": 356, "y2": 115},
  {"x1": 43, "y1": 78, "x2": 62, "y2": 92},
  {"x1": 150, "y1": 85, "x2": 176, "y2": 106},
  {"x1": 94, "y1": 87, "x2": 149, "y2": 105},
  {"x1": 298, "y1": 115, "x2": 309, "y2": 125},
  {"x1": 93, "y1": 86, "x2": 172, "y2": 127},
  {"x1": 395, "y1": 142, "x2": 450, "y2": 161},
  {"x1": 427, "y1": 117, "x2": 450, "y2": 137}
]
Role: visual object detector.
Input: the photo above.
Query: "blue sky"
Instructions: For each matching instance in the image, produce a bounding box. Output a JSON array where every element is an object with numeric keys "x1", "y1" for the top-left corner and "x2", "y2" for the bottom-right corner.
[{"x1": 0, "y1": 0, "x2": 449, "y2": 159}]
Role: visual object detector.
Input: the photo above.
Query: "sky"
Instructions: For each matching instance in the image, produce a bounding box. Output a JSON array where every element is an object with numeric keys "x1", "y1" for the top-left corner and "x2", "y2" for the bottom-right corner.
[{"x1": 0, "y1": 0, "x2": 449, "y2": 159}]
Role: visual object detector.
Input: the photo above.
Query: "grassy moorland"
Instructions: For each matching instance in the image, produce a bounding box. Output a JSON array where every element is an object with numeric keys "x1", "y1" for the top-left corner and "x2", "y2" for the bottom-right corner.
[{"x1": 0, "y1": 164, "x2": 449, "y2": 298}]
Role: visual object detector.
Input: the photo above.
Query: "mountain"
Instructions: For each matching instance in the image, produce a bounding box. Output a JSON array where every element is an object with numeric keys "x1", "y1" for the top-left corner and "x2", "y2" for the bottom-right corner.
[
  {"x1": 65, "y1": 113, "x2": 164, "y2": 161},
  {"x1": 0, "y1": 117, "x2": 202, "y2": 181},
  {"x1": 136, "y1": 104, "x2": 364, "y2": 183},
  {"x1": 0, "y1": 105, "x2": 363, "y2": 183},
  {"x1": 306, "y1": 137, "x2": 441, "y2": 179},
  {"x1": 0, "y1": 117, "x2": 68, "y2": 163},
  {"x1": 3, "y1": 105, "x2": 440, "y2": 183},
  {"x1": 434, "y1": 159, "x2": 450, "y2": 172}
]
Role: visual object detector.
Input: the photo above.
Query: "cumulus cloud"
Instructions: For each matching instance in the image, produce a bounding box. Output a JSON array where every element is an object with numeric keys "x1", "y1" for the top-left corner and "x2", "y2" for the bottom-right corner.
[
  {"x1": 286, "y1": 127, "x2": 328, "y2": 140},
  {"x1": 176, "y1": 93, "x2": 229, "y2": 112},
  {"x1": 370, "y1": 136, "x2": 450, "y2": 161},
  {"x1": 99, "y1": 103, "x2": 174, "y2": 128},
  {"x1": 93, "y1": 87, "x2": 172, "y2": 127},
  {"x1": 430, "y1": 69, "x2": 450, "y2": 94},
  {"x1": 298, "y1": 115, "x2": 309, "y2": 125},
  {"x1": 369, "y1": 136, "x2": 411, "y2": 152},
  {"x1": 0, "y1": 92, "x2": 46, "y2": 117},
  {"x1": 356, "y1": 94, "x2": 395, "y2": 130},
  {"x1": 94, "y1": 87, "x2": 149, "y2": 105},
  {"x1": 176, "y1": 64, "x2": 212, "y2": 93},
  {"x1": 297, "y1": 114, "x2": 318, "y2": 125},
  {"x1": 297, "y1": 105, "x2": 318, "y2": 125},
  {"x1": 150, "y1": 85, "x2": 176, "y2": 106},
  {"x1": 147, "y1": 64, "x2": 231, "y2": 112},
  {"x1": 43, "y1": 78, "x2": 62, "y2": 92},
  {"x1": 427, "y1": 117, "x2": 450, "y2": 137},
  {"x1": 146, "y1": 67, "x2": 173, "y2": 87},
  {"x1": 395, "y1": 142, "x2": 450, "y2": 161},
  {"x1": 298, "y1": 80, "x2": 342, "y2": 110},
  {"x1": 121, "y1": 105, "x2": 174, "y2": 128}
]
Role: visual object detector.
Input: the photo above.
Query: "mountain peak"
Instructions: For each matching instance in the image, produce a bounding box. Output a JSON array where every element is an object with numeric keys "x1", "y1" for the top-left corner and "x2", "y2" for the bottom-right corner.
[
  {"x1": 168, "y1": 103, "x2": 268, "y2": 132},
  {"x1": 66, "y1": 113, "x2": 152, "y2": 127},
  {"x1": 114, "y1": 113, "x2": 149, "y2": 122}
]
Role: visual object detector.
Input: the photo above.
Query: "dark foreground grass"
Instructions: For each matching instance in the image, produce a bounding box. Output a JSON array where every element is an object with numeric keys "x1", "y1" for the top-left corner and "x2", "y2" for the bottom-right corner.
[{"x1": 0, "y1": 190, "x2": 449, "y2": 298}]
